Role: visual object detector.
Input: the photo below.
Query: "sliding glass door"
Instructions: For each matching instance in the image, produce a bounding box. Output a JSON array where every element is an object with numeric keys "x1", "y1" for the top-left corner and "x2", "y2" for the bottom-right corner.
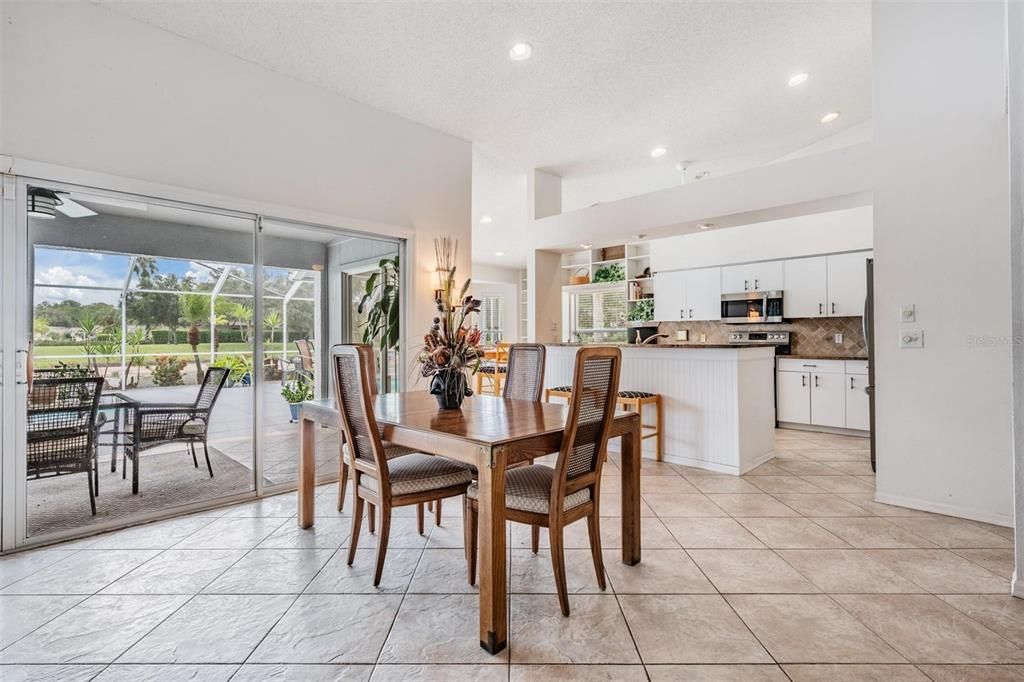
[
  {"x1": 1, "y1": 177, "x2": 406, "y2": 549},
  {"x1": 16, "y1": 179, "x2": 258, "y2": 543}
]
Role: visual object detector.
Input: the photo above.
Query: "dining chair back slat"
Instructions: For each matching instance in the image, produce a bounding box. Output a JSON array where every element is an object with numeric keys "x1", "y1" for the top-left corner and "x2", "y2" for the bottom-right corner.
[
  {"x1": 331, "y1": 345, "x2": 386, "y2": 472},
  {"x1": 502, "y1": 344, "x2": 547, "y2": 403},
  {"x1": 557, "y1": 347, "x2": 621, "y2": 485}
]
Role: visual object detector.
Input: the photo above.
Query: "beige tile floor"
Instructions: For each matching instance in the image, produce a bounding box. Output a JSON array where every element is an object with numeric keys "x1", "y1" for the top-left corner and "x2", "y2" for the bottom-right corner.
[{"x1": 1, "y1": 429, "x2": 1022, "y2": 681}]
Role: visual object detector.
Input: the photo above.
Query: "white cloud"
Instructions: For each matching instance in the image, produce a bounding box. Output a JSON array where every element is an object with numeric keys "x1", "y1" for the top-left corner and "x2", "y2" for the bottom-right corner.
[{"x1": 36, "y1": 266, "x2": 98, "y2": 303}]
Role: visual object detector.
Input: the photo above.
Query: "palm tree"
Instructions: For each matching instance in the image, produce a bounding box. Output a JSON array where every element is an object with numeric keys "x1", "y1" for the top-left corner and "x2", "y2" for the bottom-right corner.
[
  {"x1": 179, "y1": 293, "x2": 208, "y2": 382},
  {"x1": 264, "y1": 310, "x2": 282, "y2": 344}
]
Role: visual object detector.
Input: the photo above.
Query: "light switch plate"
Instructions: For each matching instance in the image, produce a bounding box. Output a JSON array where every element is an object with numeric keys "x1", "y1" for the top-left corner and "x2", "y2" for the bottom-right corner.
[
  {"x1": 899, "y1": 330, "x2": 924, "y2": 348},
  {"x1": 901, "y1": 304, "x2": 916, "y2": 323},
  {"x1": 676, "y1": 330, "x2": 688, "y2": 342},
  {"x1": 699, "y1": 332, "x2": 707, "y2": 343}
]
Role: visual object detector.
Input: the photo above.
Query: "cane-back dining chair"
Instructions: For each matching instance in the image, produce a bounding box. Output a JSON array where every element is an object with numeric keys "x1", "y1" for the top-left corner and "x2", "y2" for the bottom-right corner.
[
  {"x1": 27, "y1": 376, "x2": 105, "y2": 515},
  {"x1": 502, "y1": 344, "x2": 547, "y2": 402},
  {"x1": 332, "y1": 344, "x2": 474, "y2": 586},
  {"x1": 465, "y1": 345, "x2": 621, "y2": 615}
]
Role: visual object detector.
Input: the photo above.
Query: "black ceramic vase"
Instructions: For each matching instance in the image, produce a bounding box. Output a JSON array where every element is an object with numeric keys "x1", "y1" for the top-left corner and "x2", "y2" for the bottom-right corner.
[{"x1": 429, "y1": 369, "x2": 472, "y2": 410}]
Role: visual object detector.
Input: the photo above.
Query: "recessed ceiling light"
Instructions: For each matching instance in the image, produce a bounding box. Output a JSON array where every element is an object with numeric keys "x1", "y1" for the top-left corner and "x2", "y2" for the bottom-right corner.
[
  {"x1": 509, "y1": 42, "x2": 532, "y2": 61},
  {"x1": 495, "y1": 251, "x2": 505, "y2": 256},
  {"x1": 580, "y1": 243, "x2": 593, "y2": 249},
  {"x1": 698, "y1": 223, "x2": 714, "y2": 230},
  {"x1": 695, "y1": 170, "x2": 710, "y2": 180},
  {"x1": 820, "y1": 111, "x2": 840, "y2": 124},
  {"x1": 650, "y1": 147, "x2": 667, "y2": 158},
  {"x1": 479, "y1": 216, "x2": 492, "y2": 224},
  {"x1": 788, "y1": 72, "x2": 809, "y2": 87}
]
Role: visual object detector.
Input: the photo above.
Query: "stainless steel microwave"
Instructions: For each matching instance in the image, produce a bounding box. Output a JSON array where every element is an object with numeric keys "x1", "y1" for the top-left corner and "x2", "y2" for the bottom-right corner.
[{"x1": 721, "y1": 291, "x2": 784, "y2": 324}]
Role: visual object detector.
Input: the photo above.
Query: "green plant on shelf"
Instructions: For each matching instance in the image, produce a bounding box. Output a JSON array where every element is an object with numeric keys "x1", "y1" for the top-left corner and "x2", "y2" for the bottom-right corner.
[
  {"x1": 592, "y1": 263, "x2": 625, "y2": 283},
  {"x1": 627, "y1": 298, "x2": 655, "y2": 322}
]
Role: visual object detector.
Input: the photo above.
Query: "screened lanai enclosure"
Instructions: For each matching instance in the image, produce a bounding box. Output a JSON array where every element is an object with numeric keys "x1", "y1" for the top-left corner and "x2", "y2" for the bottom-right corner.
[{"x1": 19, "y1": 183, "x2": 401, "y2": 543}]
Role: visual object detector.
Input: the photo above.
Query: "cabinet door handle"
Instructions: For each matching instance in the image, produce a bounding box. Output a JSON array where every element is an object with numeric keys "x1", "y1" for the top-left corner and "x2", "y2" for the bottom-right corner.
[
  {"x1": 831, "y1": 302, "x2": 836, "y2": 314},
  {"x1": 850, "y1": 377, "x2": 855, "y2": 390},
  {"x1": 689, "y1": 308, "x2": 693, "y2": 319},
  {"x1": 680, "y1": 309, "x2": 685, "y2": 320},
  {"x1": 814, "y1": 375, "x2": 820, "y2": 388},
  {"x1": 819, "y1": 303, "x2": 823, "y2": 315},
  {"x1": 744, "y1": 279, "x2": 749, "y2": 291},
  {"x1": 802, "y1": 364, "x2": 817, "y2": 368},
  {"x1": 801, "y1": 375, "x2": 806, "y2": 387},
  {"x1": 754, "y1": 279, "x2": 759, "y2": 290}
]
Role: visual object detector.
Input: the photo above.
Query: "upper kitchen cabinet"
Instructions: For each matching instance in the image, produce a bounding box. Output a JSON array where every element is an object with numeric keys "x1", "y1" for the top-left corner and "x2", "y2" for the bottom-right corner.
[
  {"x1": 721, "y1": 261, "x2": 784, "y2": 293},
  {"x1": 827, "y1": 251, "x2": 873, "y2": 317},
  {"x1": 653, "y1": 270, "x2": 686, "y2": 322},
  {"x1": 783, "y1": 256, "x2": 828, "y2": 318},
  {"x1": 653, "y1": 267, "x2": 721, "y2": 321}
]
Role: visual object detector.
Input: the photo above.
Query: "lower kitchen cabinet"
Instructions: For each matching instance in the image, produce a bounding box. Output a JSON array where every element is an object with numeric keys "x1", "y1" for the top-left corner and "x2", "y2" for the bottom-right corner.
[
  {"x1": 777, "y1": 370, "x2": 811, "y2": 423},
  {"x1": 846, "y1": 373, "x2": 871, "y2": 431},
  {"x1": 776, "y1": 358, "x2": 869, "y2": 432}
]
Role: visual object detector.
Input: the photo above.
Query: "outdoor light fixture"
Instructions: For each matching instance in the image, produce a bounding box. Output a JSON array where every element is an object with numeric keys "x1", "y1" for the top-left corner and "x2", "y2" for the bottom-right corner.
[{"x1": 27, "y1": 188, "x2": 60, "y2": 220}]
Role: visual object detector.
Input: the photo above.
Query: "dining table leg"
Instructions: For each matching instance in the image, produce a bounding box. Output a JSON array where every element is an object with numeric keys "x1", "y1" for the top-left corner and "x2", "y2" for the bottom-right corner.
[
  {"x1": 477, "y1": 445, "x2": 508, "y2": 654},
  {"x1": 298, "y1": 411, "x2": 316, "y2": 529},
  {"x1": 619, "y1": 415, "x2": 642, "y2": 566}
]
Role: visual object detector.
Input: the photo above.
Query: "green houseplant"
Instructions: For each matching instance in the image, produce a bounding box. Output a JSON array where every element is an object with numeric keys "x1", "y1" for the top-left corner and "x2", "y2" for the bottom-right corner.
[
  {"x1": 627, "y1": 298, "x2": 656, "y2": 323},
  {"x1": 281, "y1": 378, "x2": 314, "y2": 422},
  {"x1": 593, "y1": 263, "x2": 625, "y2": 283},
  {"x1": 358, "y1": 256, "x2": 400, "y2": 392}
]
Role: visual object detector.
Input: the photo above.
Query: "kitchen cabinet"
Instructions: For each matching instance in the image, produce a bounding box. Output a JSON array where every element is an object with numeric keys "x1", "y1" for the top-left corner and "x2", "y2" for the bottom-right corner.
[
  {"x1": 776, "y1": 358, "x2": 870, "y2": 431},
  {"x1": 653, "y1": 267, "x2": 721, "y2": 321},
  {"x1": 653, "y1": 271, "x2": 686, "y2": 322},
  {"x1": 721, "y1": 261, "x2": 784, "y2": 294},
  {"x1": 810, "y1": 371, "x2": 846, "y2": 428},
  {"x1": 827, "y1": 251, "x2": 872, "y2": 317},
  {"x1": 777, "y1": 371, "x2": 811, "y2": 423},
  {"x1": 783, "y1": 256, "x2": 828, "y2": 318}
]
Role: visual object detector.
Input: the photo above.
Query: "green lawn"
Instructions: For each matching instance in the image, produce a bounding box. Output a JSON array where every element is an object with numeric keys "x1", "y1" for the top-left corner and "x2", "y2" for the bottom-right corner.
[{"x1": 32, "y1": 342, "x2": 292, "y2": 367}]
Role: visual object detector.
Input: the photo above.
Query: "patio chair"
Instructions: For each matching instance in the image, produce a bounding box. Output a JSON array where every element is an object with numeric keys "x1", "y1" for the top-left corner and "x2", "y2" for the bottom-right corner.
[
  {"x1": 27, "y1": 377, "x2": 105, "y2": 515},
  {"x1": 124, "y1": 366, "x2": 230, "y2": 479},
  {"x1": 286, "y1": 338, "x2": 315, "y2": 383}
]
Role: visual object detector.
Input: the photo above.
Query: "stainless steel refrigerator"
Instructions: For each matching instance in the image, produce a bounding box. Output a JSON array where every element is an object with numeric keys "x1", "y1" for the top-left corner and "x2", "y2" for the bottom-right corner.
[{"x1": 865, "y1": 258, "x2": 876, "y2": 471}]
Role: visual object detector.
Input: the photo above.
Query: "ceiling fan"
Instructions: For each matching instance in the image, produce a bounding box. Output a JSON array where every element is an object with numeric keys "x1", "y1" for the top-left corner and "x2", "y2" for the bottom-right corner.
[{"x1": 27, "y1": 186, "x2": 98, "y2": 220}]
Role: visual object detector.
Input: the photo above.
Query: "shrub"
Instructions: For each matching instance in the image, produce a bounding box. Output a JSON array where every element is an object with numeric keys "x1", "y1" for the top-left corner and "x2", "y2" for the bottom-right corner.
[{"x1": 151, "y1": 355, "x2": 186, "y2": 386}]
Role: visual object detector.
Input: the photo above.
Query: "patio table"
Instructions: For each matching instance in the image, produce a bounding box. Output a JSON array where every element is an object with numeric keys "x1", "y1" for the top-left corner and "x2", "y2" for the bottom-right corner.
[{"x1": 96, "y1": 392, "x2": 141, "y2": 494}]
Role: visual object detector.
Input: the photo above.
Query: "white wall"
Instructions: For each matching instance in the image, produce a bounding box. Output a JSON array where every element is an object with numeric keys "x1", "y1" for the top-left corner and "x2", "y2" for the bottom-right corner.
[
  {"x1": 1009, "y1": 0, "x2": 1024, "y2": 593},
  {"x1": 1, "y1": 1, "x2": 472, "y2": 361},
  {"x1": 649, "y1": 206, "x2": 872, "y2": 272},
  {"x1": 873, "y1": 1, "x2": 1012, "y2": 525}
]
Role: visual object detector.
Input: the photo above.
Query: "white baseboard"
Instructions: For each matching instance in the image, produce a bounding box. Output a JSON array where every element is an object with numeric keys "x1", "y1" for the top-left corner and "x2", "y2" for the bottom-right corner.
[
  {"x1": 658, "y1": 449, "x2": 776, "y2": 477},
  {"x1": 1012, "y1": 572, "x2": 1024, "y2": 599},
  {"x1": 874, "y1": 491, "x2": 1014, "y2": 528}
]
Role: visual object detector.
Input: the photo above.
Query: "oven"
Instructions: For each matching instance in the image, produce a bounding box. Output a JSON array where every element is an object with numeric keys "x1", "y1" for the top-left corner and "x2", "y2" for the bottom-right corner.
[{"x1": 720, "y1": 291, "x2": 784, "y2": 324}]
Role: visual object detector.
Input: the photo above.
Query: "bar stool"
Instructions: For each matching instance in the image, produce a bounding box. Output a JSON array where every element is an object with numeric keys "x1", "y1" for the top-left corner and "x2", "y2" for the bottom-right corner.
[
  {"x1": 616, "y1": 391, "x2": 663, "y2": 461},
  {"x1": 548, "y1": 385, "x2": 662, "y2": 461},
  {"x1": 543, "y1": 385, "x2": 573, "y2": 402}
]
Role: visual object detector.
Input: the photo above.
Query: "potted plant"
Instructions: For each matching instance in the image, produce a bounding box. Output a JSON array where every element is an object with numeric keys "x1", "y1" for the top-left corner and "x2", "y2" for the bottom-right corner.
[
  {"x1": 358, "y1": 255, "x2": 400, "y2": 392},
  {"x1": 593, "y1": 263, "x2": 625, "y2": 283},
  {"x1": 627, "y1": 298, "x2": 656, "y2": 325},
  {"x1": 417, "y1": 237, "x2": 483, "y2": 409},
  {"x1": 281, "y1": 378, "x2": 313, "y2": 423}
]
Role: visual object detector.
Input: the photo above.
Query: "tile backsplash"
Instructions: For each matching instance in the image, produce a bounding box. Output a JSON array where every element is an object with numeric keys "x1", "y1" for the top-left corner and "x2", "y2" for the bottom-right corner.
[{"x1": 657, "y1": 316, "x2": 867, "y2": 358}]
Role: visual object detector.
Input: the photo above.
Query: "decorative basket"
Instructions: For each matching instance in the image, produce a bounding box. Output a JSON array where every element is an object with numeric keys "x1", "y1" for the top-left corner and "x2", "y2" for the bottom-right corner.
[
  {"x1": 568, "y1": 267, "x2": 590, "y2": 285},
  {"x1": 601, "y1": 245, "x2": 626, "y2": 261}
]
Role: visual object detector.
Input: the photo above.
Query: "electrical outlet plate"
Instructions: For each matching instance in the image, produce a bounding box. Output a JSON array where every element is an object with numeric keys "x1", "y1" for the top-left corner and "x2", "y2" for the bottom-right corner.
[
  {"x1": 901, "y1": 304, "x2": 916, "y2": 323},
  {"x1": 676, "y1": 330, "x2": 688, "y2": 342},
  {"x1": 899, "y1": 329, "x2": 924, "y2": 348},
  {"x1": 834, "y1": 333, "x2": 843, "y2": 344}
]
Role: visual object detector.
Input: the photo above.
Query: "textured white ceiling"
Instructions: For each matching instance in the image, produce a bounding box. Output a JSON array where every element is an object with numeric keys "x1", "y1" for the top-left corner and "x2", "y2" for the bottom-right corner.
[{"x1": 95, "y1": 0, "x2": 871, "y2": 265}]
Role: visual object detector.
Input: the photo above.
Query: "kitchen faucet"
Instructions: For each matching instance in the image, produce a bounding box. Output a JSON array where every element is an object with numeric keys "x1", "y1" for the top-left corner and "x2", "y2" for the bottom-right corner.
[{"x1": 637, "y1": 333, "x2": 670, "y2": 345}]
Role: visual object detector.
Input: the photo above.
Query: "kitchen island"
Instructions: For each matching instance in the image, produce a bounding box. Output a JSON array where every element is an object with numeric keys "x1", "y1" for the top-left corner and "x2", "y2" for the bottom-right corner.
[{"x1": 543, "y1": 344, "x2": 776, "y2": 475}]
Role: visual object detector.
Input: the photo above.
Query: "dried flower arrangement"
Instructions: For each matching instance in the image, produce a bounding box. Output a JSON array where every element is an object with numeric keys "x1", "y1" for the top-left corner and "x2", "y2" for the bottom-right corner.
[{"x1": 417, "y1": 237, "x2": 483, "y2": 408}]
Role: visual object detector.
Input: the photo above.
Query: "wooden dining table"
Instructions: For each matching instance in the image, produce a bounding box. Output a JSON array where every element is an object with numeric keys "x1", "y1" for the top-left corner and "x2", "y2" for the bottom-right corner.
[{"x1": 296, "y1": 391, "x2": 642, "y2": 655}]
